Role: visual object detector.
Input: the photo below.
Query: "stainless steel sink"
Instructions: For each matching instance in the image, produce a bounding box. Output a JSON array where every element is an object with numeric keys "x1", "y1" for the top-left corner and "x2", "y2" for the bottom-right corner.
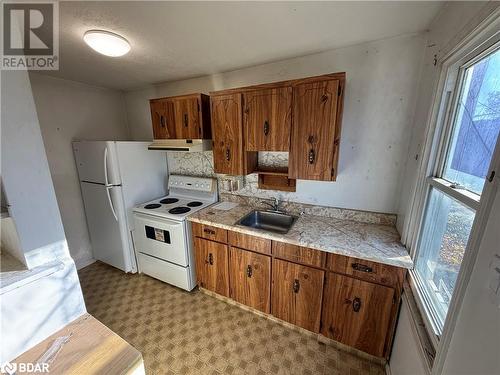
[{"x1": 236, "y1": 210, "x2": 298, "y2": 234}]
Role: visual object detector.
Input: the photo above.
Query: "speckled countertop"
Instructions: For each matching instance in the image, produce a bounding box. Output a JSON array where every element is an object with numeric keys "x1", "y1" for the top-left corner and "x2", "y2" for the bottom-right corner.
[{"x1": 188, "y1": 203, "x2": 413, "y2": 269}]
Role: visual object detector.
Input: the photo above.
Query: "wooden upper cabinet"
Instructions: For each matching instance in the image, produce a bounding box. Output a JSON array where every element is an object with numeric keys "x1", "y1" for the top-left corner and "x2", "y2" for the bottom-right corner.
[
  {"x1": 321, "y1": 273, "x2": 394, "y2": 357},
  {"x1": 150, "y1": 99, "x2": 176, "y2": 139},
  {"x1": 289, "y1": 78, "x2": 342, "y2": 181},
  {"x1": 149, "y1": 93, "x2": 211, "y2": 140},
  {"x1": 271, "y1": 259, "x2": 324, "y2": 332},
  {"x1": 173, "y1": 97, "x2": 201, "y2": 139},
  {"x1": 229, "y1": 247, "x2": 271, "y2": 313},
  {"x1": 209, "y1": 72, "x2": 345, "y2": 180},
  {"x1": 210, "y1": 93, "x2": 246, "y2": 175},
  {"x1": 243, "y1": 87, "x2": 292, "y2": 151}
]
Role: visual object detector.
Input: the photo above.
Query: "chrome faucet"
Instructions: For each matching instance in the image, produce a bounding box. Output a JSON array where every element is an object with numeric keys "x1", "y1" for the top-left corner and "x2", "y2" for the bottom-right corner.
[{"x1": 263, "y1": 197, "x2": 283, "y2": 213}]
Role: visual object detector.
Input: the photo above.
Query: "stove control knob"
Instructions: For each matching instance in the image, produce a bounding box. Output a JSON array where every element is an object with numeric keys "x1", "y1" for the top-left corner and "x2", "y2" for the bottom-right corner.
[{"x1": 195, "y1": 183, "x2": 199, "y2": 188}]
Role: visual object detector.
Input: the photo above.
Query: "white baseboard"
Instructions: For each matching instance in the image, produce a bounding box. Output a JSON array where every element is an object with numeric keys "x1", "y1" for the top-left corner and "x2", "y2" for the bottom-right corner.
[{"x1": 74, "y1": 256, "x2": 95, "y2": 270}]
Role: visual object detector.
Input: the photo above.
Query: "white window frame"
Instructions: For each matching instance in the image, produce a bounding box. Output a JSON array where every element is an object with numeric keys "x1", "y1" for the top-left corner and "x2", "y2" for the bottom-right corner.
[{"x1": 402, "y1": 11, "x2": 500, "y2": 373}]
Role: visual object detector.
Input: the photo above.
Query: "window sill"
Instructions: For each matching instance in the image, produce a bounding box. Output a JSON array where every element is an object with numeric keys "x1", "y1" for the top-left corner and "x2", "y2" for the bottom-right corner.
[{"x1": 404, "y1": 274, "x2": 438, "y2": 371}]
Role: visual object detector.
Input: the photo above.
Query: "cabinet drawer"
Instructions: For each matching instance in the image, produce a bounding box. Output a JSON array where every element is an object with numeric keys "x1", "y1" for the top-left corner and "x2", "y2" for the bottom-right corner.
[
  {"x1": 228, "y1": 231, "x2": 271, "y2": 255},
  {"x1": 272, "y1": 242, "x2": 326, "y2": 268},
  {"x1": 326, "y1": 253, "x2": 405, "y2": 289},
  {"x1": 192, "y1": 222, "x2": 228, "y2": 243}
]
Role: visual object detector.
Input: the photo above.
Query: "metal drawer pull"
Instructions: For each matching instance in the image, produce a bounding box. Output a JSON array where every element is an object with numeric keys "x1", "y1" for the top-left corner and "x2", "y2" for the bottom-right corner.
[
  {"x1": 208, "y1": 253, "x2": 214, "y2": 265},
  {"x1": 293, "y1": 279, "x2": 300, "y2": 293},
  {"x1": 351, "y1": 263, "x2": 373, "y2": 273},
  {"x1": 263, "y1": 120, "x2": 269, "y2": 136},
  {"x1": 225, "y1": 148, "x2": 231, "y2": 161},
  {"x1": 308, "y1": 149, "x2": 315, "y2": 164},
  {"x1": 203, "y1": 228, "x2": 216, "y2": 235},
  {"x1": 352, "y1": 297, "x2": 361, "y2": 312},
  {"x1": 246, "y1": 265, "x2": 253, "y2": 278}
]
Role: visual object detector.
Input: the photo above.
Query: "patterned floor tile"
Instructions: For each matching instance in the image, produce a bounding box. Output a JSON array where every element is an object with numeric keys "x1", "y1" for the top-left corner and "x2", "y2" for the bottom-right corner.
[{"x1": 78, "y1": 262, "x2": 385, "y2": 375}]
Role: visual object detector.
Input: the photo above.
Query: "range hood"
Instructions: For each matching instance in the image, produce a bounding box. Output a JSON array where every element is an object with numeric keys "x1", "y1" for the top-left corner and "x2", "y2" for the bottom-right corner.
[{"x1": 148, "y1": 139, "x2": 212, "y2": 152}]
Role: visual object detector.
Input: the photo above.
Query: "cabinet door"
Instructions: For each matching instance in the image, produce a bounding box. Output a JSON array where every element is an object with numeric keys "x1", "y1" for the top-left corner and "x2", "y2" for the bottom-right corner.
[
  {"x1": 229, "y1": 247, "x2": 271, "y2": 313},
  {"x1": 193, "y1": 237, "x2": 229, "y2": 297},
  {"x1": 210, "y1": 94, "x2": 245, "y2": 175},
  {"x1": 321, "y1": 273, "x2": 394, "y2": 357},
  {"x1": 289, "y1": 80, "x2": 339, "y2": 180},
  {"x1": 150, "y1": 99, "x2": 176, "y2": 139},
  {"x1": 271, "y1": 259, "x2": 324, "y2": 332},
  {"x1": 174, "y1": 97, "x2": 201, "y2": 139},
  {"x1": 243, "y1": 87, "x2": 292, "y2": 151}
]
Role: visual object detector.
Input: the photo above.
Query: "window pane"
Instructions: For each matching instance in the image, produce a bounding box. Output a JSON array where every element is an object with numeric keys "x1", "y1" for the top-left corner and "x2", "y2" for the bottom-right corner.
[
  {"x1": 443, "y1": 48, "x2": 500, "y2": 194},
  {"x1": 415, "y1": 188, "x2": 475, "y2": 331}
]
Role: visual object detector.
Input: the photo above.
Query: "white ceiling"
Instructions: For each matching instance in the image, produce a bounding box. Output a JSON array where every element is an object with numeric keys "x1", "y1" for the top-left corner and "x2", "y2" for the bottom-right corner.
[{"x1": 43, "y1": 1, "x2": 444, "y2": 91}]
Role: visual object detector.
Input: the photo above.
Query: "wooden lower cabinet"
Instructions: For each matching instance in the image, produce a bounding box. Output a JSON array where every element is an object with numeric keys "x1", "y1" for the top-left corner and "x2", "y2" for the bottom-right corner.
[
  {"x1": 271, "y1": 259, "x2": 324, "y2": 332},
  {"x1": 193, "y1": 237, "x2": 229, "y2": 297},
  {"x1": 192, "y1": 227, "x2": 403, "y2": 358},
  {"x1": 321, "y1": 272, "x2": 395, "y2": 357},
  {"x1": 229, "y1": 247, "x2": 271, "y2": 313}
]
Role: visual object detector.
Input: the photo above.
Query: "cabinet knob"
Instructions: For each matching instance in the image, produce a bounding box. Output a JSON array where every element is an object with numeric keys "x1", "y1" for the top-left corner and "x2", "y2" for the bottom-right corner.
[
  {"x1": 321, "y1": 94, "x2": 329, "y2": 102},
  {"x1": 225, "y1": 148, "x2": 231, "y2": 161},
  {"x1": 263, "y1": 120, "x2": 269, "y2": 136},
  {"x1": 246, "y1": 265, "x2": 253, "y2": 278},
  {"x1": 160, "y1": 115, "x2": 165, "y2": 128},
  {"x1": 293, "y1": 279, "x2": 300, "y2": 293},
  {"x1": 184, "y1": 113, "x2": 188, "y2": 127},
  {"x1": 207, "y1": 253, "x2": 214, "y2": 265},
  {"x1": 352, "y1": 297, "x2": 362, "y2": 312}
]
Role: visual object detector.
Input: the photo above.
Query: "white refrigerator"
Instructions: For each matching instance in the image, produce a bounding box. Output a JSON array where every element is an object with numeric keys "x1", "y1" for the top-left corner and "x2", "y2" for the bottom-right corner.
[{"x1": 73, "y1": 141, "x2": 167, "y2": 272}]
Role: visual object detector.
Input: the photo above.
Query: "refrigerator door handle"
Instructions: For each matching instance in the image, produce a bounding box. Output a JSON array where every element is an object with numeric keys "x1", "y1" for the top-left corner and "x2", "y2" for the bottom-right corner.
[
  {"x1": 104, "y1": 146, "x2": 111, "y2": 187},
  {"x1": 106, "y1": 186, "x2": 118, "y2": 221}
]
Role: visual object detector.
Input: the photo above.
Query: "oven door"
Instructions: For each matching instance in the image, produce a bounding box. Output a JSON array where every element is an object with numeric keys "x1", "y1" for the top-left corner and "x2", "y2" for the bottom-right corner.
[{"x1": 133, "y1": 213, "x2": 189, "y2": 267}]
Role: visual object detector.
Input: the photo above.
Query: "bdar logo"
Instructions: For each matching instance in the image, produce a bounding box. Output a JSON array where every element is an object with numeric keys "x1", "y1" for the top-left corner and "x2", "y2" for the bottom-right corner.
[{"x1": 0, "y1": 362, "x2": 17, "y2": 375}]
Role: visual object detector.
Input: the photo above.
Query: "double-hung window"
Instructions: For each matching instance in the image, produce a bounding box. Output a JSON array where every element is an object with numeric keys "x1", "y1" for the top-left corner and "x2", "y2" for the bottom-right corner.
[{"x1": 412, "y1": 43, "x2": 500, "y2": 336}]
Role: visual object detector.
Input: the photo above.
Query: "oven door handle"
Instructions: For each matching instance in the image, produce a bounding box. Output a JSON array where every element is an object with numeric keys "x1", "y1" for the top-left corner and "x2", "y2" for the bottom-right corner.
[{"x1": 135, "y1": 214, "x2": 185, "y2": 230}]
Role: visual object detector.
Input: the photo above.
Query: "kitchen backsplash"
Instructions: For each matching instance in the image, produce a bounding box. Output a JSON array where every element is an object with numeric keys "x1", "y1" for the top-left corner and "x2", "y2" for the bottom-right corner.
[
  {"x1": 167, "y1": 151, "x2": 216, "y2": 178},
  {"x1": 166, "y1": 151, "x2": 397, "y2": 226},
  {"x1": 167, "y1": 150, "x2": 294, "y2": 199}
]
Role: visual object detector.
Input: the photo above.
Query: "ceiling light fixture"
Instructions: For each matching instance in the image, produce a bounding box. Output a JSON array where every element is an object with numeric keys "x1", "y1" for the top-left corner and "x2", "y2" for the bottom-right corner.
[{"x1": 83, "y1": 30, "x2": 130, "y2": 57}]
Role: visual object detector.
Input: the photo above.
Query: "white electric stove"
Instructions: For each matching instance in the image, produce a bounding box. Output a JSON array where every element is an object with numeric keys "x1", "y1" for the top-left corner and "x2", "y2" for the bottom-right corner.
[{"x1": 132, "y1": 175, "x2": 217, "y2": 290}]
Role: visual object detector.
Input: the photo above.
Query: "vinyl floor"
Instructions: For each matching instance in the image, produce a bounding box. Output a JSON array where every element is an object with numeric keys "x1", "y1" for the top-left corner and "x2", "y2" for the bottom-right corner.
[{"x1": 79, "y1": 261, "x2": 385, "y2": 375}]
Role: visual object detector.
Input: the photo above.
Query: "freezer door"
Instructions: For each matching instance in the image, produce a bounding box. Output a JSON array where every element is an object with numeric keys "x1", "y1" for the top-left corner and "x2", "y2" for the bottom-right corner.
[
  {"x1": 114, "y1": 142, "x2": 167, "y2": 228},
  {"x1": 73, "y1": 141, "x2": 121, "y2": 185},
  {"x1": 80, "y1": 182, "x2": 134, "y2": 272}
]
